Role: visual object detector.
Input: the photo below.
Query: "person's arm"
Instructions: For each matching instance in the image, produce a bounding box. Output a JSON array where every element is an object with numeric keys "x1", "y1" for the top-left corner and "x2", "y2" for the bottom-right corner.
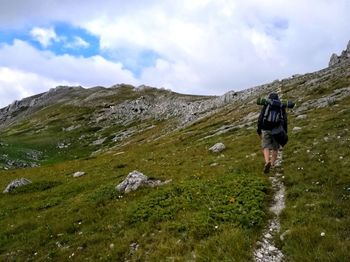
[{"x1": 282, "y1": 108, "x2": 288, "y2": 133}]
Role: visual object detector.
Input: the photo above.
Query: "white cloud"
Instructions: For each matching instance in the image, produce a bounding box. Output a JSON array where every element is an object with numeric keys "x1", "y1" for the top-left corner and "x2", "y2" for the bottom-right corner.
[
  {"x1": 0, "y1": 0, "x2": 349, "y2": 104},
  {"x1": 81, "y1": 0, "x2": 350, "y2": 93},
  {"x1": 0, "y1": 67, "x2": 72, "y2": 108},
  {"x1": 64, "y1": 36, "x2": 90, "y2": 49},
  {"x1": 30, "y1": 27, "x2": 58, "y2": 47},
  {"x1": 0, "y1": 40, "x2": 139, "y2": 107}
]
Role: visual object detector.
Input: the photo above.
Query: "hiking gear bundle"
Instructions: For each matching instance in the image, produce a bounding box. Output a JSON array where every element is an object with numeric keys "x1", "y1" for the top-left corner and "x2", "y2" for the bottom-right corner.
[{"x1": 257, "y1": 97, "x2": 295, "y2": 109}]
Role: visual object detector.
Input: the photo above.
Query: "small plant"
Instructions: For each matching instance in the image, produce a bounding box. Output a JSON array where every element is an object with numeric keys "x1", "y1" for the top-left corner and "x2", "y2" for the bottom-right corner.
[{"x1": 88, "y1": 184, "x2": 119, "y2": 205}]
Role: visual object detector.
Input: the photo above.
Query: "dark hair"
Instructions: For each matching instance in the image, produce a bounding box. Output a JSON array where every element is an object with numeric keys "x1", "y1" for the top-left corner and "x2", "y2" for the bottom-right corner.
[{"x1": 268, "y1": 92, "x2": 279, "y2": 100}]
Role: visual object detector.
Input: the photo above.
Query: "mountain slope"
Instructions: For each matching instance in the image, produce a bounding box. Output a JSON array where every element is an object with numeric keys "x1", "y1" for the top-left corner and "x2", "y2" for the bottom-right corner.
[{"x1": 0, "y1": 43, "x2": 350, "y2": 261}]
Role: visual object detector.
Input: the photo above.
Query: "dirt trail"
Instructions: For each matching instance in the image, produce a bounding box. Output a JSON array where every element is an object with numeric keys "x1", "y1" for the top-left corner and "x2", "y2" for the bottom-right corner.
[{"x1": 254, "y1": 150, "x2": 285, "y2": 262}]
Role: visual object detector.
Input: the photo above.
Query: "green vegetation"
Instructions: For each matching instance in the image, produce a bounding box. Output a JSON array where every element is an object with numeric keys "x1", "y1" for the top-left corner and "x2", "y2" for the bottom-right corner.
[
  {"x1": 0, "y1": 122, "x2": 269, "y2": 261},
  {"x1": 279, "y1": 96, "x2": 350, "y2": 261},
  {"x1": 1, "y1": 64, "x2": 350, "y2": 260}
]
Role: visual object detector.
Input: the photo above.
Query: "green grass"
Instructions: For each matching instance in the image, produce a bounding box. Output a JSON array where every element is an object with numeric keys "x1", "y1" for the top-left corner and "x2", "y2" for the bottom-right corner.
[
  {"x1": 279, "y1": 96, "x2": 350, "y2": 261},
  {"x1": 1, "y1": 66, "x2": 350, "y2": 260},
  {"x1": 0, "y1": 111, "x2": 271, "y2": 261}
]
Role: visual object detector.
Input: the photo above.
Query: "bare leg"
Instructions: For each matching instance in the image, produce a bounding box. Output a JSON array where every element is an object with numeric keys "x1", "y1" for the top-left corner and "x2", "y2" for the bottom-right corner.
[
  {"x1": 263, "y1": 148, "x2": 270, "y2": 164},
  {"x1": 271, "y1": 150, "x2": 278, "y2": 166}
]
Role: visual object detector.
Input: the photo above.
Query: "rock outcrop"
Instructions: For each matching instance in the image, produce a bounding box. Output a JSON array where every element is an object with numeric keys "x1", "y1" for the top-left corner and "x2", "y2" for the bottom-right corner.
[
  {"x1": 3, "y1": 178, "x2": 32, "y2": 193},
  {"x1": 209, "y1": 143, "x2": 226, "y2": 153},
  {"x1": 329, "y1": 40, "x2": 350, "y2": 67},
  {"x1": 295, "y1": 87, "x2": 350, "y2": 113},
  {"x1": 0, "y1": 86, "x2": 84, "y2": 128},
  {"x1": 116, "y1": 170, "x2": 171, "y2": 193}
]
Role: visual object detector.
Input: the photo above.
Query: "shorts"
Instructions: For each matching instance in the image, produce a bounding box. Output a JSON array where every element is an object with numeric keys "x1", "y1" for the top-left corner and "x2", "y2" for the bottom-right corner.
[{"x1": 261, "y1": 130, "x2": 279, "y2": 150}]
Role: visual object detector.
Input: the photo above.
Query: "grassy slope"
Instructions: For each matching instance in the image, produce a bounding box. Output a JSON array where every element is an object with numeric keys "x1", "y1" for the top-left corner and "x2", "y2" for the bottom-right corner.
[
  {"x1": 280, "y1": 96, "x2": 350, "y2": 261},
  {"x1": 0, "y1": 67, "x2": 350, "y2": 261},
  {"x1": 0, "y1": 106, "x2": 269, "y2": 261}
]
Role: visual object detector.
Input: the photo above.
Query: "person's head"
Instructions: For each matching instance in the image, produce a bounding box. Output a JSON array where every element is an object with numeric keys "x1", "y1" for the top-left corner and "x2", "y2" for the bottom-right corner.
[{"x1": 268, "y1": 92, "x2": 279, "y2": 100}]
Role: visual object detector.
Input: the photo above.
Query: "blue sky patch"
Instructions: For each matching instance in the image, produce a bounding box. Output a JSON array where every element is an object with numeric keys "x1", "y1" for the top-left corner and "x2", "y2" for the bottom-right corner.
[
  {"x1": 264, "y1": 18, "x2": 289, "y2": 40},
  {"x1": 0, "y1": 22, "x2": 100, "y2": 57},
  {"x1": 32, "y1": 22, "x2": 100, "y2": 57},
  {"x1": 104, "y1": 47, "x2": 161, "y2": 77},
  {"x1": 273, "y1": 18, "x2": 289, "y2": 30},
  {"x1": 0, "y1": 22, "x2": 160, "y2": 77},
  {"x1": 0, "y1": 29, "x2": 26, "y2": 46}
]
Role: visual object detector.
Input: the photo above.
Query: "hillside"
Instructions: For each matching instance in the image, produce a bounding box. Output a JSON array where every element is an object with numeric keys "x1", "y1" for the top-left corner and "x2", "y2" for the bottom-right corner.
[{"x1": 0, "y1": 42, "x2": 350, "y2": 261}]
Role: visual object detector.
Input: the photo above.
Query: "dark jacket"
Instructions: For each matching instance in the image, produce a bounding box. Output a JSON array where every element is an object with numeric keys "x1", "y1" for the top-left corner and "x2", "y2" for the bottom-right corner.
[{"x1": 257, "y1": 104, "x2": 288, "y2": 135}]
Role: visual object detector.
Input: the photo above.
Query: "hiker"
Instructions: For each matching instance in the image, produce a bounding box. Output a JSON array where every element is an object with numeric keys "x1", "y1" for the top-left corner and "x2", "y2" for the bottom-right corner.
[{"x1": 257, "y1": 92, "x2": 288, "y2": 173}]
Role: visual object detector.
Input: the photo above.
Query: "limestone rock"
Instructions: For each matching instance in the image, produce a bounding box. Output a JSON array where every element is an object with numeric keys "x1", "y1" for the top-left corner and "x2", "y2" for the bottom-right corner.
[
  {"x1": 73, "y1": 171, "x2": 86, "y2": 178},
  {"x1": 329, "y1": 40, "x2": 350, "y2": 67},
  {"x1": 295, "y1": 87, "x2": 350, "y2": 113},
  {"x1": 91, "y1": 138, "x2": 106, "y2": 146},
  {"x1": 3, "y1": 178, "x2": 32, "y2": 193},
  {"x1": 116, "y1": 170, "x2": 171, "y2": 193},
  {"x1": 296, "y1": 114, "x2": 307, "y2": 120},
  {"x1": 329, "y1": 53, "x2": 341, "y2": 67},
  {"x1": 209, "y1": 143, "x2": 226, "y2": 153}
]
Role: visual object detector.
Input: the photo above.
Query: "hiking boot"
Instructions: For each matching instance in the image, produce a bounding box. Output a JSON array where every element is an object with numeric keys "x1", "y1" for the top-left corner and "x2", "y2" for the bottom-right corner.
[{"x1": 263, "y1": 162, "x2": 271, "y2": 174}]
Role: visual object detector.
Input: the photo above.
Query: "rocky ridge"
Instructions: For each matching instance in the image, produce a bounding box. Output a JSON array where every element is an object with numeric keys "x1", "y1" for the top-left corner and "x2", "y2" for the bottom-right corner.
[
  {"x1": 329, "y1": 40, "x2": 350, "y2": 67},
  {"x1": 0, "y1": 41, "x2": 350, "y2": 168},
  {"x1": 1, "y1": 40, "x2": 350, "y2": 132}
]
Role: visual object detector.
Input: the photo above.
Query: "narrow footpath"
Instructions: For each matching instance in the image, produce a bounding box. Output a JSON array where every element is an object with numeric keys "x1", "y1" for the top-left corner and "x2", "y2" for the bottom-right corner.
[{"x1": 254, "y1": 150, "x2": 285, "y2": 262}]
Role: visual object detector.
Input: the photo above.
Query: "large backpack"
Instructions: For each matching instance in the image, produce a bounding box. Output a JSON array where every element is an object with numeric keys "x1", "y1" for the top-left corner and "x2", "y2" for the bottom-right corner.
[{"x1": 263, "y1": 100, "x2": 283, "y2": 128}]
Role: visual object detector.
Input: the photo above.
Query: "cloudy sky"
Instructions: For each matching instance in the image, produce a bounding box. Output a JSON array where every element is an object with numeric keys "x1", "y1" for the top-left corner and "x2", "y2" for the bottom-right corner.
[{"x1": 0, "y1": 0, "x2": 349, "y2": 108}]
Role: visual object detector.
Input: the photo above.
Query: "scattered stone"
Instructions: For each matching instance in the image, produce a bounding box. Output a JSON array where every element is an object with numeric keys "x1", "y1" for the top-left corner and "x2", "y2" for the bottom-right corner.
[
  {"x1": 91, "y1": 138, "x2": 106, "y2": 146},
  {"x1": 130, "y1": 242, "x2": 139, "y2": 252},
  {"x1": 320, "y1": 232, "x2": 326, "y2": 237},
  {"x1": 280, "y1": 230, "x2": 291, "y2": 241},
  {"x1": 210, "y1": 162, "x2": 219, "y2": 167},
  {"x1": 264, "y1": 233, "x2": 272, "y2": 239},
  {"x1": 57, "y1": 142, "x2": 70, "y2": 149},
  {"x1": 3, "y1": 178, "x2": 32, "y2": 193},
  {"x1": 209, "y1": 142, "x2": 226, "y2": 153},
  {"x1": 62, "y1": 125, "x2": 81, "y2": 132},
  {"x1": 116, "y1": 170, "x2": 171, "y2": 193},
  {"x1": 268, "y1": 246, "x2": 276, "y2": 252},
  {"x1": 73, "y1": 171, "x2": 85, "y2": 178},
  {"x1": 293, "y1": 127, "x2": 302, "y2": 132},
  {"x1": 296, "y1": 114, "x2": 307, "y2": 120},
  {"x1": 109, "y1": 244, "x2": 115, "y2": 249}
]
